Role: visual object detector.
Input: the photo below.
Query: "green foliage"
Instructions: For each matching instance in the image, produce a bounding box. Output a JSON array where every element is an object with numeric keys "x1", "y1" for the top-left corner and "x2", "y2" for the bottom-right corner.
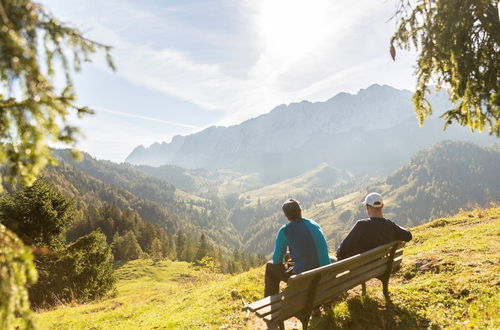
[
  {"x1": 391, "y1": 0, "x2": 500, "y2": 136},
  {"x1": 30, "y1": 230, "x2": 115, "y2": 307},
  {"x1": 0, "y1": 0, "x2": 114, "y2": 188},
  {"x1": 194, "y1": 233, "x2": 211, "y2": 263},
  {"x1": 382, "y1": 141, "x2": 500, "y2": 224},
  {"x1": 149, "y1": 237, "x2": 163, "y2": 260},
  {"x1": 0, "y1": 178, "x2": 75, "y2": 249},
  {"x1": 195, "y1": 256, "x2": 220, "y2": 273},
  {"x1": 112, "y1": 231, "x2": 143, "y2": 261},
  {"x1": 0, "y1": 179, "x2": 115, "y2": 308},
  {"x1": 0, "y1": 224, "x2": 37, "y2": 330},
  {"x1": 56, "y1": 230, "x2": 115, "y2": 302}
]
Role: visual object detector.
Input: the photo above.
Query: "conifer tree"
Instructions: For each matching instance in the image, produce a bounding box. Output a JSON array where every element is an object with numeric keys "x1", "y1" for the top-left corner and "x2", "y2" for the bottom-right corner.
[
  {"x1": 391, "y1": 0, "x2": 499, "y2": 136},
  {"x1": 111, "y1": 231, "x2": 143, "y2": 261},
  {"x1": 0, "y1": 178, "x2": 75, "y2": 250},
  {"x1": 195, "y1": 233, "x2": 210, "y2": 263},
  {"x1": 0, "y1": 0, "x2": 115, "y2": 188},
  {"x1": 149, "y1": 237, "x2": 163, "y2": 260}
]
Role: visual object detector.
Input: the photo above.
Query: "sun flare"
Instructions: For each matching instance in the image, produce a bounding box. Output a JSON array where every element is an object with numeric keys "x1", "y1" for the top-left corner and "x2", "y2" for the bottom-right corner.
[{"x1": 257, "y1": 0, "x2": 331, "y2": 60}]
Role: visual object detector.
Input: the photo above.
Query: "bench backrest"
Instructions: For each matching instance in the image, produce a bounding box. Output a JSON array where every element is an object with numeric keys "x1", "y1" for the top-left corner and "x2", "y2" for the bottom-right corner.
[{"x1": 278, "y1": 241, "x2": 405, "y2": 320}]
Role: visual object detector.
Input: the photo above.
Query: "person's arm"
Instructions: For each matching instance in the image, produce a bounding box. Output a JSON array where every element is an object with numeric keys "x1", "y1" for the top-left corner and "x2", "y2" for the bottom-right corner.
[
  {"x1": 395, "y1": 224, "x2": 412, "y2": 242},
  {"x1": 272, "y1": 227, "x2": 288, "y2": 264},
  {"x1": 336, "y1": 221, "x2": 364, "y2": 260}
]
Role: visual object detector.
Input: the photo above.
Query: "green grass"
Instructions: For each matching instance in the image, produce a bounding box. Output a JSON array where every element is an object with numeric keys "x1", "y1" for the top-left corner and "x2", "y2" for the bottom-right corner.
[
  {"x1": 36, "y1": 207, "x2": 500, "y2": 329},
  {"x1": 35, "y1": 260, "x2": 264, "y2": 329}
]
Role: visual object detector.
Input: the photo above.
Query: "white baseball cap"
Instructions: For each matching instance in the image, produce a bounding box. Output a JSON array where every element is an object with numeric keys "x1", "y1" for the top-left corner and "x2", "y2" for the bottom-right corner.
[{"x1": 362, "y1": 192, "x2": 383, "y2": 208}]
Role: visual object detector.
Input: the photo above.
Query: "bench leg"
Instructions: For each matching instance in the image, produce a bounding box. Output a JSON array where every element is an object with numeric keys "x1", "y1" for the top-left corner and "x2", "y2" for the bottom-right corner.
[
  {"x1": 361, "y1": 282, "x2": 367, "y2": 296},
  {"x1": 299, "y1": 313, "x2": 311, "y2": 330},
  {"x1": 266, "y1": 320, "x2": 285, "y2": 330},
  {"x1": 382, "y1": 278, "x2": 391, "y2": 304}
]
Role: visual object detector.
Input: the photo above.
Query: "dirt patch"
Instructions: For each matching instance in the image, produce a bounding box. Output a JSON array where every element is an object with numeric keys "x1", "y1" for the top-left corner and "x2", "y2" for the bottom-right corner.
[
  {"x1": 244, "y1": 315, "x2": 313, "y2": 329},
  {"x1": 456, "y1": 216, "x2": 498, "y2": 228},
  {"x1": 403, "y1": 257, "x2": 455, "y2": 280}
]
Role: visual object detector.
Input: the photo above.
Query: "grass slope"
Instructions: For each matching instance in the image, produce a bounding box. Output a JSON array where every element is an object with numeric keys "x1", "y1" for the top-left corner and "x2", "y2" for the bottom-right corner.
[
  {"x1": 241, "y1": 163, "x2": 350, "y2": 208},
  {"x1": 36, "y1": 206, "x2": 499, "y2": 329}
]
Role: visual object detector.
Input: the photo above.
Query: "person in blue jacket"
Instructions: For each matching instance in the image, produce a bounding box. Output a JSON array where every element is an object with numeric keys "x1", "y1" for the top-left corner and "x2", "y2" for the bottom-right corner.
[{"x1": 264, "y1": 198, "x2": 331, "y2": 297}]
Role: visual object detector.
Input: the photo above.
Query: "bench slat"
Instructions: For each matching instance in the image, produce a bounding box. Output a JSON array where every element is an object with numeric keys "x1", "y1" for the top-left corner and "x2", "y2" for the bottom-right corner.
[
  {"x1": 263, "y1": 310, "x2": 281, "y2": 323},
  {"x1": 244, "y1": 293, "x2": 283, "y2": 312},
  {"x1": 255, "y1": 301, "x2": 282, "y2": 317},
  {"x1": 314, "y1": 264, "x2": 388, "y2": 305},
  {"x1": 295, "y1": 243, "x2": 394, "y2": 279},
  {"x1": 279, "y1": 263, "x2": 388, "y2": 318},
  {"x1": 284, "y1": 243, "x2": 394, "y2": 290},
  {"x1": 317, "y1": 254, "x2": 389, "y2": 285}
]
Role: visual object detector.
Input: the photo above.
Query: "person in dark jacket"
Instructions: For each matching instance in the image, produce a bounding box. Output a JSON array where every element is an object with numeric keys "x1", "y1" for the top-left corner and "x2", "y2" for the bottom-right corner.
[
  {"x1": 264, "y1": 198, "x2": 331, "y2": 297},
  {"x1": 336, "y1": 192, "x2": 412, "y2": 260}
]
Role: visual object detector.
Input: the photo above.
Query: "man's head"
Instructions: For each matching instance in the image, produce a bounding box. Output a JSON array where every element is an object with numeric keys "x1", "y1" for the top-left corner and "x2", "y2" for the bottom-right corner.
[
  {"x1": 282, "y1": 198, "x2": 302, "y2": 221},
  {"x1": 362, "y1": 192, "x2": 384, "y2": 217}
]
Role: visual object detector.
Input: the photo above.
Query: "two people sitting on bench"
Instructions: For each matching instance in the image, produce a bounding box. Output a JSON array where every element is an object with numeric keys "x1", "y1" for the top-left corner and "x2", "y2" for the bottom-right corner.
[
  {"x1": 264, "y1": 198, "x2": 331, "y2": 297},
  {"x1": 336, "y1": 192, "x2": 412, "y2": 260},
  {"x1": 264, "y1": 193, "x2": 412, "y2": 297}
]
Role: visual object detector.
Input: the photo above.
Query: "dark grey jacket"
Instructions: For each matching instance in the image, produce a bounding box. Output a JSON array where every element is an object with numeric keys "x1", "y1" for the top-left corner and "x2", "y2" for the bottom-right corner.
[{"x1": 336, "y1": 217, "x2": 412, "y2": 260}]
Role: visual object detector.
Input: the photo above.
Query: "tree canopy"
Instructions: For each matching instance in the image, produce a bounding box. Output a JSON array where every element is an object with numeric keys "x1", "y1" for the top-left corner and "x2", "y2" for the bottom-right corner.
[
  {"x1": 0, "y1": 0, "x2": 114, "y2": 188},
  {"x1": 391, "y1": 0, "x2": 499, "y2": 136}
]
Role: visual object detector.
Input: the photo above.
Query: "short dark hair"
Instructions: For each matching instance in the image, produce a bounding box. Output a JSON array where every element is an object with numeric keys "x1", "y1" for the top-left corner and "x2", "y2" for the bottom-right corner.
[{"x1": 282, "y1": 198, "x2": 302, "y2": 220}]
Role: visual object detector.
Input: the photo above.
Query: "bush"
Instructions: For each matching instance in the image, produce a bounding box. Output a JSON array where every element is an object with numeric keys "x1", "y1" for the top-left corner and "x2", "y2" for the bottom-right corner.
[
  {"x1": 0, "y1": 224, "x2": 37, "y2": 329},
  {"x1": 30, "y1": 230, "x2": 115, "y2": 307},
  {"x1": 112, "y1": 231, "x2": 143, "y2": 261}
]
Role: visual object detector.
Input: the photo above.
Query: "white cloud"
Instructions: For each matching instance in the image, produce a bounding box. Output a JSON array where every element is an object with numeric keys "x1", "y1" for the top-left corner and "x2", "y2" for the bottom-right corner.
[{"x1": 42, "y1": 0, "x2": 418, "y2": 128}]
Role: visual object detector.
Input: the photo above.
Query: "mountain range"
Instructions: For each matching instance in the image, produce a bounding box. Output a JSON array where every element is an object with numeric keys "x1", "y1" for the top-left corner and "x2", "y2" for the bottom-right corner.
[{"x1": 126, "y1": 84, "x2": 496, "y2": 183}]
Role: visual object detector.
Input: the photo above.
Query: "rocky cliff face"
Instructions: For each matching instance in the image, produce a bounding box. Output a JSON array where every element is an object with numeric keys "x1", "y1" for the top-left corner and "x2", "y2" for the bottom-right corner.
[{"x1": 126, "y1": 84, "x2": 494, "y2": 183}]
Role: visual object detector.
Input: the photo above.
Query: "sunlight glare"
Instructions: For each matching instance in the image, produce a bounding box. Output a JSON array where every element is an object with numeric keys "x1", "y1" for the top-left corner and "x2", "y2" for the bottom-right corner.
[{"x1": 257, "y1": 0, "x2": 331, "y2": 61}]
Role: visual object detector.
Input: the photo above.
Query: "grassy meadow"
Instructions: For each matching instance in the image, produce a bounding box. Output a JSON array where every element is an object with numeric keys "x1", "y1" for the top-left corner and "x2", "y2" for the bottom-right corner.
[{"x1": 36, "y1": 206, "x2": 499, "y2": 329}]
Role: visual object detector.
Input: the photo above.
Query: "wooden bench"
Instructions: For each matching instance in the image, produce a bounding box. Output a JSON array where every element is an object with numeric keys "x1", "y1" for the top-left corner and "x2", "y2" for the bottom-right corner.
[{"x1": 243, "y1": 241, "x2": 405, "y2": 330}]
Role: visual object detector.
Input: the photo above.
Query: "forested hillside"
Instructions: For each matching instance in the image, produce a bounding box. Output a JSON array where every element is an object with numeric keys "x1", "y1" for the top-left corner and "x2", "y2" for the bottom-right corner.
[
  {"x1": 46, "y1": 141, "x2": 500, "y2": 259},
  {"x1": 306, "y1": 141, "x2": 500, "y2": 249},
  {"x1": 1, "y1": 154, "x2": 265, "y2": 277},
  {"x1": 51, "y1": 150, "x2": 242, "y2": 250},
  {"x1": 233, "y1": 141, "x2": 500, "y2": 254}
]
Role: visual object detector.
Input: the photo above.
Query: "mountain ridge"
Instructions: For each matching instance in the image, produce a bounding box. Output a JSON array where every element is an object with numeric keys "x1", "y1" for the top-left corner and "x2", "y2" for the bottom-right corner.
[{"x1": 125, "y1": 84, "x2": 495, "y2": 183}]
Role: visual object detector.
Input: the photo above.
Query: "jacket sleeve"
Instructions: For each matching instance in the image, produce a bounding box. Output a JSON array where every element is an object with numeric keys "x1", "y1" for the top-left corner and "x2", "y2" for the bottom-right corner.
[
  {"x1": 272, "y1": 227, "x2": 288, "y2": 264},
  {"x1": 336, "y1": 221, "x2": 364, "y2": 260},
  {"x1": 393, "y1": 222, "x2": 412, "y2": 242}
]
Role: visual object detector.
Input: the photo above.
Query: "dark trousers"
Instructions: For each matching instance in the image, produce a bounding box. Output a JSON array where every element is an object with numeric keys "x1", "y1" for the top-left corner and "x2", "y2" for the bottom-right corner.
[{"x1": 264, "y1": 261, "x2": 293, "y2": 297}]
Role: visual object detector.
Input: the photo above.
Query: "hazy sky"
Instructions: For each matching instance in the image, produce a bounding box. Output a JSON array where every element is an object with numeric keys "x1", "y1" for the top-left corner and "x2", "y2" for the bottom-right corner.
[{"x1": 41, "y1": 0, "x2": 417, "y2": 162}]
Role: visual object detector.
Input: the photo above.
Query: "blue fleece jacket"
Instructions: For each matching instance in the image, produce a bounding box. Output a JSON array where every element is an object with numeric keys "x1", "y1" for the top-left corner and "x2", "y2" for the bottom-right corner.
[{"x1": 272, "y1": 218, "x2": 331, "y2": 274}]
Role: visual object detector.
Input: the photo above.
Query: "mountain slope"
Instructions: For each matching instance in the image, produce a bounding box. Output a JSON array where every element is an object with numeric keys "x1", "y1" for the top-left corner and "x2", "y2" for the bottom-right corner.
[
  {"x1": 126, "y1": 85, "x2": 495, "y2": 183},
  {"x1": 241, "y1": 163, "x2": 352, "y2": 208},
  {"x1": 44, "y1": 152, "x2": 243, "y2": 253},
  {"x1": 35, "y1": 206, "x2": 500, "y2": 329},
  {"x1": 241, "y1": 141, "x2": 500, "y2": 254}
]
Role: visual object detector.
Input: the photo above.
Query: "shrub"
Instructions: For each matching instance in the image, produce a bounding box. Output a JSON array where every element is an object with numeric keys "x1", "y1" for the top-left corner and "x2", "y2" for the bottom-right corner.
[
  {"x1": 112, "y1": 231, "x2": 143, "y2": 261},
  {"x1": 30, "y1": 230, "x2": 115, "y2": 306}
]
